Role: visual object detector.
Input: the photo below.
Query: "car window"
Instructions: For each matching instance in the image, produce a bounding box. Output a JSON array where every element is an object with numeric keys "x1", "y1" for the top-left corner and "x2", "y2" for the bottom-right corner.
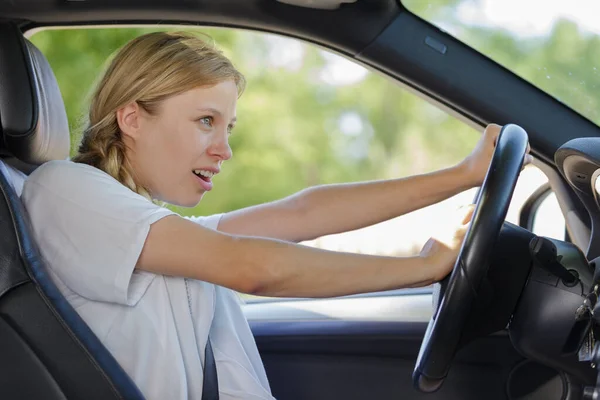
[
  {"x1": 30, "y1": 26, "x2": 564, "y2": 298},
  {"x1": 402, "y1": 0, "x2": 600, "y2": 127},
  {"x1": 531, "y1": 193, "x2": 566, "y2": 240},
  {"x1": 507, "y1": 168, "x2": 566, "y2": 241}
]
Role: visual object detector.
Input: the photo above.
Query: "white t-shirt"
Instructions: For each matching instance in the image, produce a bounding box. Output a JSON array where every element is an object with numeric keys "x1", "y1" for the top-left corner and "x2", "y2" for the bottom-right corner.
[{"x1": 21, "y1": 160, "x2": 275, "y2": 400}]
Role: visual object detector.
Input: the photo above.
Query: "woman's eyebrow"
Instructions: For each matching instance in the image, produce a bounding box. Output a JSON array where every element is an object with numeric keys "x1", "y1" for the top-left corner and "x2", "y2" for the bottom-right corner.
[{"x1": 196, "y1": 107, "x2": 221, "y2": 116}]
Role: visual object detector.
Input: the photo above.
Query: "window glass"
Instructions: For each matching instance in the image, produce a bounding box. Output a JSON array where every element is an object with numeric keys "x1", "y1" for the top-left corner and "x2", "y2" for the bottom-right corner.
[{"x1": 403, "y1": 0, "x2": 600, "y2": 126}]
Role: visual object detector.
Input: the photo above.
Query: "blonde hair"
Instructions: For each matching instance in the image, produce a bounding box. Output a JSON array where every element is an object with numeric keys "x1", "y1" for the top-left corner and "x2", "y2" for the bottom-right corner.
[{"x1": 72, "y1": 31, "x2": 246, "y2": 198}]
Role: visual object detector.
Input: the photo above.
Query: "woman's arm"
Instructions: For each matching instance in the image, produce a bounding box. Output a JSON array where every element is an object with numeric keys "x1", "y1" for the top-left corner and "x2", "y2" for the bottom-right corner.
[
  {"x1": 218, "y1": 124, "x2": 530, "y2": 242},
  {"x1": 137, "y1": 208, "x2": 470, "y2": 298},
  {"x1": 218, "y1": 163, "x2": 472, "y2": 243}
]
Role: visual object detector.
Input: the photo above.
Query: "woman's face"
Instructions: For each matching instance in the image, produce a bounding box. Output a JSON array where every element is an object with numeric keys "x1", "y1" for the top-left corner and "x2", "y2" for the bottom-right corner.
[{"x1": 121, "y1": 80, "x2": 238, "y2": 207}]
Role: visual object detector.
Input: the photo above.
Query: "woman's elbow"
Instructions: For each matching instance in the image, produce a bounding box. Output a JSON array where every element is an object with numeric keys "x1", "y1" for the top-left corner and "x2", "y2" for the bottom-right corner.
[
  {"x1": 232, "y1": 274, "x2": 265, "y2": 296},
  {"x1": 223, "y1": 237, "x2": 280, "y2": 296},
  {"x1": 230, "y1": 270, "x2": 274, "y2": 297}
]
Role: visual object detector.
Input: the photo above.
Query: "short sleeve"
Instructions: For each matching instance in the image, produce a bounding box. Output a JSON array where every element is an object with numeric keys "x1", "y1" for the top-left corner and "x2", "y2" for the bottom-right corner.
[
  {"x1": 21, "y1": 160, "x2": 176, "y2": 306},
  {"x1": 184, "y1": 214, "x2": 223, "y2": 230}
]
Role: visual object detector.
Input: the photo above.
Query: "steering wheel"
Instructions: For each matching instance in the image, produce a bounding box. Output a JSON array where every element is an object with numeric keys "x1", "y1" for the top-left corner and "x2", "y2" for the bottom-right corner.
[{"x1": 412, "y1": 124, "x2": 529, "y2": 393}]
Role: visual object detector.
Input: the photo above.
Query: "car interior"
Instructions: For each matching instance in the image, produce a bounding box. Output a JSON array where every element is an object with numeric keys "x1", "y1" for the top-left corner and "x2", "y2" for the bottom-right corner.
[{"x1": 1, "y1": 0, "x2": 600, "y2": 399}]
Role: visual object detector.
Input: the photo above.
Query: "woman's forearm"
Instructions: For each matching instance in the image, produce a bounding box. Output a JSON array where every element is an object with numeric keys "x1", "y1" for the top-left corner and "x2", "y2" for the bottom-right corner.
[
  {"x1": 293, "y1": 163, "x2": 473, "y2": 241},
  {"x1": 230, "y1": 235, "x2": 433, "y2": 297},
  {"x1": 218, "y1": 163, "x2": 473, "y2": 243}
]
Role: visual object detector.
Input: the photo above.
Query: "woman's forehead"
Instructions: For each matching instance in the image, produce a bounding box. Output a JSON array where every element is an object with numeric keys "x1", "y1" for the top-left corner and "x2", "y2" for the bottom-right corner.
[{"x1": 168, "y1": 82, "x2": 238, "y2": 105}]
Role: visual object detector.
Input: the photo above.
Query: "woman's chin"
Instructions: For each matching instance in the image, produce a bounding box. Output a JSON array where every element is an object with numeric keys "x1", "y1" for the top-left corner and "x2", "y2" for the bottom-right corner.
[
  {"x1": 181, "y1": 195, "x2": 205, "y2": 208},
  {"x1": 161, "y1": 192, "x2": 205, "y2": 208}
]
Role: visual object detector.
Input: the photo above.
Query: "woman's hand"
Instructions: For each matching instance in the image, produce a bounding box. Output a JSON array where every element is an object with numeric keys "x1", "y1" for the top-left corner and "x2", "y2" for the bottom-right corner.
[
  {"x1": 419, "y1": 205, "x2": 475, "y2": 282},
  {"x1": 459, "y1": 124, "x2": 533, "y2": 187}
]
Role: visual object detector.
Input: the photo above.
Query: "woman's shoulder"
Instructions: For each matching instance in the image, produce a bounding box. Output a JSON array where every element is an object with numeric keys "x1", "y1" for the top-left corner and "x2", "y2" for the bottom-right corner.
[
  {"x1": 27, "y1": 160, "x2": 115, "y2": 187},
  {"x1": 23, "y1": 160, "x2": 173, "y2": 225},
  {"x1": 22, "y1": 160, "x2": 153, "y2": 215},
  {"x1": 24, "y1": 160, "x2": 138, "y2": 201}
]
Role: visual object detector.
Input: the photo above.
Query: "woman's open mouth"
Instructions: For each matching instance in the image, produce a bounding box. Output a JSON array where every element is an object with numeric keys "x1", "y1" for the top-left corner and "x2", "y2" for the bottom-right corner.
[{"x1": 193, "y1": 169, "x2": 215, "y2": 191}]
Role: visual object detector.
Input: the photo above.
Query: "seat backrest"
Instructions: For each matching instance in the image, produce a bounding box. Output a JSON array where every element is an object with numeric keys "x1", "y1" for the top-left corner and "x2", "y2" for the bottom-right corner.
[{"x1": 0, "y1": 23, "x2": 145, "y2": 399}]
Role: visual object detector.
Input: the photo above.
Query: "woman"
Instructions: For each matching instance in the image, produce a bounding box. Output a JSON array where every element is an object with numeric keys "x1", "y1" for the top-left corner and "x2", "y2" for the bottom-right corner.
[{"x1": 21, "y1": 31, "x2": 528, "y2": 399}]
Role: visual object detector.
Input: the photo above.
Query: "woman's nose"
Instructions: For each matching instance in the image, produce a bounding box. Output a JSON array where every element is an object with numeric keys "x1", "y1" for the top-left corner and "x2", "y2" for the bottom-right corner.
[{"x1": 208, "y1": 132, "x2": 232, "y2": 161}]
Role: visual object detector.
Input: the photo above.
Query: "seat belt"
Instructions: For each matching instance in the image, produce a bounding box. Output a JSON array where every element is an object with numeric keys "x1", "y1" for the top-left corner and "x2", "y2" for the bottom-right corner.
[
  {"x1": 182, "y1": 278, "x2": 219, "y2": 400},
  {"x1": 202, "y1": 336, "x2": 219, "y2": 400}
]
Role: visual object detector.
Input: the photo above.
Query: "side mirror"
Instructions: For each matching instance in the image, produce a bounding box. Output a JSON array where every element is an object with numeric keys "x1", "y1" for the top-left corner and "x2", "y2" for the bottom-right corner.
[{"x1": 519, "y1": 182, "x2": 567, "y2": 241}]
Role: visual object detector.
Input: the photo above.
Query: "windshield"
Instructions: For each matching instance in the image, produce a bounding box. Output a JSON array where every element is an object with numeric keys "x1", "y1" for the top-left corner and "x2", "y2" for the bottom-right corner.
[{"x1": 403, "y1": 0, "x2": 600, "y2": 126}]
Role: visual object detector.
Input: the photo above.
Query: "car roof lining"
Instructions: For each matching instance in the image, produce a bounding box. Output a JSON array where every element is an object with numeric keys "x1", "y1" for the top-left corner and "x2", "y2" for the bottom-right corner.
[{"x1": 2, "y1": 0, "x2": 399, "y2": 56}]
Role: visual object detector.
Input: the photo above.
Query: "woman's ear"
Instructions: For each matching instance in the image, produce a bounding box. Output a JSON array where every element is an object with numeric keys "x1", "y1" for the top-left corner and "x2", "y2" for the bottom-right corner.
[{"x1": 116, "y1": 102, "x2": 142, "y2": 140}]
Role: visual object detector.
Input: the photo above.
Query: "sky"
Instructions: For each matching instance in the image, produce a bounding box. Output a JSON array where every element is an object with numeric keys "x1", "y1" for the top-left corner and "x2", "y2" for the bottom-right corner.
[{"x1": 455, "y1": 0, "x2": 600, "y2": 37}]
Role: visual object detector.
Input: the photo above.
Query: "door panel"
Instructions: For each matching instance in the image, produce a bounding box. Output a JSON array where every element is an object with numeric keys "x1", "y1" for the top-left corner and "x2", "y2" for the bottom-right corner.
[{"x1": 245, "y1": 293, "x2": 566, "y2": 400}]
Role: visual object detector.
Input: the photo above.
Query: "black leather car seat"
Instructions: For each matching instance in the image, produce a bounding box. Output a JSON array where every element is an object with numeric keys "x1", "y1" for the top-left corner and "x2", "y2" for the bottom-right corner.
[{"x1": 0, "y1": 22, "x2": 145, "y2": 400}]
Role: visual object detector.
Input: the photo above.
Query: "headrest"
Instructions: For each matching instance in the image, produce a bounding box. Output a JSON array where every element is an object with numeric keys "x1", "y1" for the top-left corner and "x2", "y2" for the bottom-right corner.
[{"x1": 0, "y1": 23, "x2": 70, "y2": 167}]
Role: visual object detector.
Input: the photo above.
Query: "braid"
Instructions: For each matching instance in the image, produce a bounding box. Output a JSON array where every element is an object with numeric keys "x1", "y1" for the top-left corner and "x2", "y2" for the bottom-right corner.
[{"x1": 72, "y1": 117, "x2": 151, "y2": 199}]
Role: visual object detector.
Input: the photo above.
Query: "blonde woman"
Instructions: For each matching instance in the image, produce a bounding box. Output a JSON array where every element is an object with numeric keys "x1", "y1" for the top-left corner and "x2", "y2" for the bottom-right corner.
[{"x1": 22, "y1": 31, "x2": 523, "y2": 400}]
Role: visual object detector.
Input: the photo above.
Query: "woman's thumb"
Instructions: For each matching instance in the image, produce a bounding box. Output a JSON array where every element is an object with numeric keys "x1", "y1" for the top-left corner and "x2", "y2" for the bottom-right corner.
[{"x1": 457, "y1": 204, "x2": 476, "y2": 225}]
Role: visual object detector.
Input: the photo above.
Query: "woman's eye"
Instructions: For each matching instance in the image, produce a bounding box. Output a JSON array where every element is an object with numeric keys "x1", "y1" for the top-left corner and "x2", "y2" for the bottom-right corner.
[{"x1": 199, "y1": 116, "x2": 213, "y2": 127}]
